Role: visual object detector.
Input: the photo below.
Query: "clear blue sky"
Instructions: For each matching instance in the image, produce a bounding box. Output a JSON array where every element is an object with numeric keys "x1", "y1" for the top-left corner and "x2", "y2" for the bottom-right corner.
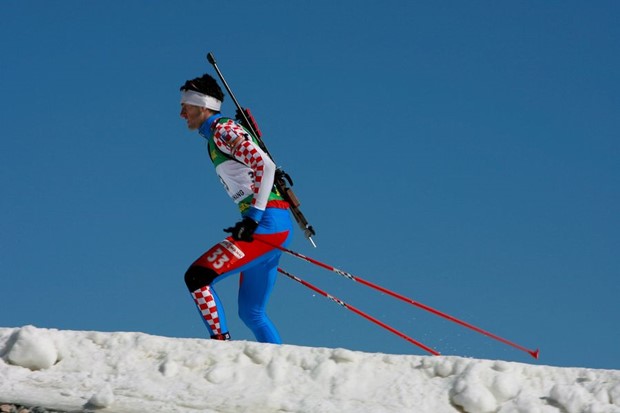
[{"x1": 1, "y1": 1, "x2": 618, "y2": 369}]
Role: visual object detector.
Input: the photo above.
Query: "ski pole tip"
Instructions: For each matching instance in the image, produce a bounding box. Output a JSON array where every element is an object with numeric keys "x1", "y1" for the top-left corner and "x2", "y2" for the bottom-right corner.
[{"x1": 529, "y1": 348, "x2": 540, "y2": 359}]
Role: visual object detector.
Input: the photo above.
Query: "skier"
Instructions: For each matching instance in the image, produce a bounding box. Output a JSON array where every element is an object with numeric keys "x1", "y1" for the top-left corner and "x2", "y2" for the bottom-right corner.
[{"x1": 179, "y1": 73, "x2": 293, "y2": 343}]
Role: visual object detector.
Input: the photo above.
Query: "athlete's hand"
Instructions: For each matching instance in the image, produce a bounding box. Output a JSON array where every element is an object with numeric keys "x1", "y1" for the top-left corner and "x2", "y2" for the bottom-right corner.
[{"x1": 224, "y1": 217, "x2": 259, "y2": 242}]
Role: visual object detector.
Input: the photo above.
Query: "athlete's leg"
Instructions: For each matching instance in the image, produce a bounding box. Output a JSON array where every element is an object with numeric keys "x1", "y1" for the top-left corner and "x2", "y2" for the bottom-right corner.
[
  {"x1": 184, "y1": 229, "x2": 290, "y2": 340},
  {"x1": 184, "y1": 265, "x2": 230, "y2": 339},
  {"x1": 238, "y1": 251, "x2": 282, "y2": 344},
  {"x1": 235, "y1": 207, "x2": 292, "y2": 343}
]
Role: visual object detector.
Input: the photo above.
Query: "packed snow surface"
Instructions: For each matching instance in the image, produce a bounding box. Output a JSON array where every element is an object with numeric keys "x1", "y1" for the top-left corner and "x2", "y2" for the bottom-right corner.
[{"x1": 1, "y1": 326, "x2": 619, "y2": 413}]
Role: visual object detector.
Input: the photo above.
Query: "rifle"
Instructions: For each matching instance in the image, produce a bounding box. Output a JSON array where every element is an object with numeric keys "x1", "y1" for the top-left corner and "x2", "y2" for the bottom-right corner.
[{"x1": 207, "y1": 52, "x2": 316, "y2": 247}]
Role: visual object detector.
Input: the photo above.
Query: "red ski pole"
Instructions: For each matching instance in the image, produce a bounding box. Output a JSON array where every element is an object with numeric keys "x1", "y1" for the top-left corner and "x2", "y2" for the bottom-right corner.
[
  {"x1": 278, "y1": 268, "x2": 440, "y2": 356},
  {"x1": 262, "y1": 241, "x2": 539, "y2": 359}
]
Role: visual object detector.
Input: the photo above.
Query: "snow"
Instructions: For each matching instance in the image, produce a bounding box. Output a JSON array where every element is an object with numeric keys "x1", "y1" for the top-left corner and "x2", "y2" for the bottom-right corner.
[{"x1": 1, "y1": 326, "x2": 619, "y2": 413}]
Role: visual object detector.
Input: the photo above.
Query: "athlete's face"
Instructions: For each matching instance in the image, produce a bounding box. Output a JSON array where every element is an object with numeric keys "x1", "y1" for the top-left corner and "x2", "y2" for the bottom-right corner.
[{"x1": 180, "y1": 103, "x2": 210, "y2": 130}]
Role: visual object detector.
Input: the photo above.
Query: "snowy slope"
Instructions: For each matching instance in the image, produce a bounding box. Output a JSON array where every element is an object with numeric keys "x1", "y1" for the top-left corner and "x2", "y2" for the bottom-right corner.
[{"x1": 1, "y1": 326, "x2": 619, "y2": 413}]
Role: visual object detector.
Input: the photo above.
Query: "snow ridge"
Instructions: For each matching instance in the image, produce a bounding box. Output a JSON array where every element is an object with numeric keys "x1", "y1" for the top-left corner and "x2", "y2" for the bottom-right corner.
[{"x1": 1, "y1": 326, "x2": 619, "y2": 413}]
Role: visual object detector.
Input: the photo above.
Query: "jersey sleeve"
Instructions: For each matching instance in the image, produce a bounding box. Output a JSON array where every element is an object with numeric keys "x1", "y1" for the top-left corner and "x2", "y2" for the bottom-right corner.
[{"x1": 213, "y1": 120, "x2": 276, "y2": 222}]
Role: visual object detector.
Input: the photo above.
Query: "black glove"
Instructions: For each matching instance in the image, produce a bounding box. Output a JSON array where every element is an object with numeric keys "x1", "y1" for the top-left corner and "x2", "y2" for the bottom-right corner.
[{"x1": 224, "y1": 217, "x2": 259, "y2": 242}]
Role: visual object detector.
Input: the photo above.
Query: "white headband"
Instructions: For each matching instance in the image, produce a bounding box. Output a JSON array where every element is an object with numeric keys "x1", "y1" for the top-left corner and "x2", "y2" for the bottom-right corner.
[{"x1": 181, "y1": 90, "x2": 222, "y2": 111}]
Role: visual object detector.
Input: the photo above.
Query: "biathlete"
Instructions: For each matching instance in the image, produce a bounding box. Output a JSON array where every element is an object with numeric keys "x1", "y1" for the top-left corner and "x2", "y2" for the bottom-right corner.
[{"x1": 179, "y1": 73, "x2": 292, "y2": 343}]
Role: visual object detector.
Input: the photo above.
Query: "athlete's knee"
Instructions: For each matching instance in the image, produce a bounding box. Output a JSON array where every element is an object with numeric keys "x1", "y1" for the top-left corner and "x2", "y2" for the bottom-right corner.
[{"x1": 184, "y1": 265, "x2": 218, "y2": 292}]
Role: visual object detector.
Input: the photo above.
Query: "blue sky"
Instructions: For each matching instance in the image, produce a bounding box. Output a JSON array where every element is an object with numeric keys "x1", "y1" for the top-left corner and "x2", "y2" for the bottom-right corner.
[{"x1": 1, "y1": 1, "x2": 618, "y2": 369}]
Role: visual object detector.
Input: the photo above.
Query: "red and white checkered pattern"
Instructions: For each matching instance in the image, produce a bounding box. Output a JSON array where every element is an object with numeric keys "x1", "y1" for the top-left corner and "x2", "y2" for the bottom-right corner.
[
  {"x1": 213, "y1": 120, "x2": 267, "y2": 206},
  {"x1": 235, "y1": 141, "x2": 265, "y2": 202},
  {"x1": 213, "y1": 119, "x2": 246, "y2": 151},
  {"x1": 191, "y1": 286, "x2": 222, "y2": 335}
]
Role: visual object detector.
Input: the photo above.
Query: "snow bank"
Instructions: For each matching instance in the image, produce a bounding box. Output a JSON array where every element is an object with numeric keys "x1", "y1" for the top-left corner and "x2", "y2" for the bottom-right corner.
[
  {"x1": 0, "y1": 326, "x2": 619, "y2": 413},
  {"x1": 4, "y1": 325, "x2": 58, "y2": 371}
]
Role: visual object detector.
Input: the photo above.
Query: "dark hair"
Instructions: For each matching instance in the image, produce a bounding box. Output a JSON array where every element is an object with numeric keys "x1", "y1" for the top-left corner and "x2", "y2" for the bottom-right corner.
[{"x1": 179, "y1": 73, "x2": 225, "y2": 102}]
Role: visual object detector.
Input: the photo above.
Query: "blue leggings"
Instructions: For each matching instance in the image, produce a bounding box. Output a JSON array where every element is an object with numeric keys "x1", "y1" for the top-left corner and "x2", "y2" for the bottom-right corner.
[{"x1": 185, "y1": 208, "x2": 292, "y2": 343}]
